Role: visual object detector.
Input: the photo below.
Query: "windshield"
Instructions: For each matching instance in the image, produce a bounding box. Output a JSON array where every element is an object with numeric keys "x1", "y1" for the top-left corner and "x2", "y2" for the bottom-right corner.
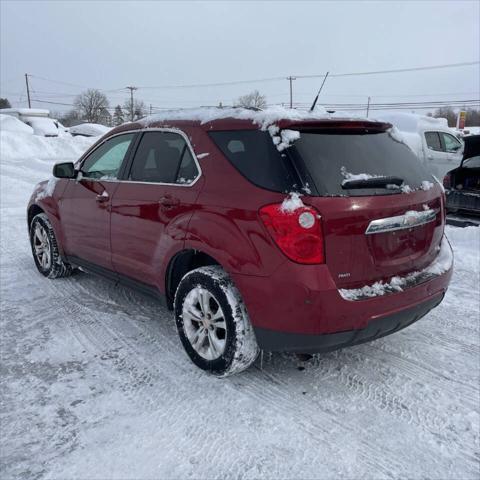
[{"x1": 290, "y1": 130, "x2": 433, "y2": 196}]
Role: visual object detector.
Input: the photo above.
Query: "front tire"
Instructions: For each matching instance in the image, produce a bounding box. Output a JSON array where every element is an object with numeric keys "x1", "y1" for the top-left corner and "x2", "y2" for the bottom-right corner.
[
  {"x1": 174, "y1": 266, "x2": 259, "y2": 376},
  {"x1": 30, "y1": 213, "x2": 72, "y2": 279}
]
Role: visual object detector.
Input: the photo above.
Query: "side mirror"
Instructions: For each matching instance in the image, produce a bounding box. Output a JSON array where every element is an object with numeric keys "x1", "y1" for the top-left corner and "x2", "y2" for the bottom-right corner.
[{"x1": 53, "y1": 162, "x2": 76, "y2": 179}]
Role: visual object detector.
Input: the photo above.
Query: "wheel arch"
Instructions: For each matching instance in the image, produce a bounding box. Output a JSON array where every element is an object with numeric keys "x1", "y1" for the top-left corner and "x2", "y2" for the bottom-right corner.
[
  {"x1": 27, "y1": 204, "x2": 45, "y2": 228},
  {"x1": 165, "y1": 249, "x2": 221, "y2": 309}
]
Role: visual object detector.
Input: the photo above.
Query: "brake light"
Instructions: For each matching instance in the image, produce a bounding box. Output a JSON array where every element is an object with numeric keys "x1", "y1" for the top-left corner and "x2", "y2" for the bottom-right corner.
[
  {"x1": 443, "y1": 173, "x2": 451, "y2": 189},
  {"x1": 259, "y1": 203, "x2": 325, "y2": 264}
]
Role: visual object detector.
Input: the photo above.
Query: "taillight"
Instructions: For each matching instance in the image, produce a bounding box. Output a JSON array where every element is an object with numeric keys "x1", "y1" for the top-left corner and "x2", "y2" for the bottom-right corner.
[
  {"x1": 443, "y1": 173, "x2": 451, "y2": 189},
  {"x1": 259, "y1": 203, "x2": 325, "y2": 264}
]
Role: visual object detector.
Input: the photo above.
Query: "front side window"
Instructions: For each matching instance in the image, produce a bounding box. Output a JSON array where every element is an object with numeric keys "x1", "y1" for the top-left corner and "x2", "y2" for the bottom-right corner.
[
  {"x1": 440, "y1": 132, "x2": 462, "y2": 153},
  {"x1": 129, "y1": 131, "x2": 199, "y2": 184},
  {"x1": 425, "y1": 131, "x2": 443, "y2": 151},
  {"x1": 82, "y1": 133, "x2": 135, "y2": 179}
]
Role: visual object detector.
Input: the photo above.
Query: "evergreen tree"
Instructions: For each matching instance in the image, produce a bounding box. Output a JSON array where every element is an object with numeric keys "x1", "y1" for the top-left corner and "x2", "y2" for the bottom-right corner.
[
  {"x1": 0, "y1": 98, "x2": 11, "y2": 109},
  {"x1": 113, "y1": 105, "x2": 125, "y2": 126}
]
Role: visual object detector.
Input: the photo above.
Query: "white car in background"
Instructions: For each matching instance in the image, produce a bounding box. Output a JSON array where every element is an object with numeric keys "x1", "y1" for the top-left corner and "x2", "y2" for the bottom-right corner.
[
  {"x1": 0, "y1": 108, "x2": 60, "y2": 137},
  {"x1": 376, "y1": 112, "x2": 463, "y2": 179},
  {"x1": 69, "y1": 123, "x2": 110, "y2": 137}
]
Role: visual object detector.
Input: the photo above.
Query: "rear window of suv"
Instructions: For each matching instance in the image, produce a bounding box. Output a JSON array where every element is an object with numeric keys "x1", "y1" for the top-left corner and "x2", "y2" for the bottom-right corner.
[{"x1": 290, "y1": 130, "x2": 433, "y2": 196}]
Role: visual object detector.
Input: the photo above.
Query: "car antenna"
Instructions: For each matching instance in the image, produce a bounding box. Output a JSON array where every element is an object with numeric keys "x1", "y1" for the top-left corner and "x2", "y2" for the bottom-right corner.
[{"x1": 309, "y1": 72, "x2": 329, "y2": 112}]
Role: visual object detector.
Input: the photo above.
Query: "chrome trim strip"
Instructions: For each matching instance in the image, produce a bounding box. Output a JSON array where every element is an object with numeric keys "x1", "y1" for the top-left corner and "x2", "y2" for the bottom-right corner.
[
  {"x1": 75, "y1": 127, "x2": 203, "y2": 188},
  {"x1": 365, "y1": 209, "x2": 437, "y2": 235}
]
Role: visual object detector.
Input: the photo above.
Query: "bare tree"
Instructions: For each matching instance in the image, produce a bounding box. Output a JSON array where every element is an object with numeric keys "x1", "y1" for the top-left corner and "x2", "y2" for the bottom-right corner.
[
  {"x1": 235, "y1": 90, "x2": 267, "y2": 109},
  {"x1": 123, "y1": 99, "x2": 147, "y2": 122},
  {"x1": 432, "y1": 106, "x2": 457, "y2": 127},
  {"x1": 74, "y1": 89, "x2": 110, "y2": 124}
]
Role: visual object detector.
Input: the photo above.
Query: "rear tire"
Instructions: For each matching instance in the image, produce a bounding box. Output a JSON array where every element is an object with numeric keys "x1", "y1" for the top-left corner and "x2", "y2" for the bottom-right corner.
[
  {"x1": 30, "y1": 213, "x2": 73, "y2": 279},
  {"x1": 174, "y1": 266, "x2": 259, "y2": 376}
]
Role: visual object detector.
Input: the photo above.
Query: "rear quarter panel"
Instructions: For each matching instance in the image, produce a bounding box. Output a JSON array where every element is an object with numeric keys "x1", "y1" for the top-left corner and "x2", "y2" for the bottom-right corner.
[{"x1": 184, "y1": 131, "x2": 287, "y2": 277}]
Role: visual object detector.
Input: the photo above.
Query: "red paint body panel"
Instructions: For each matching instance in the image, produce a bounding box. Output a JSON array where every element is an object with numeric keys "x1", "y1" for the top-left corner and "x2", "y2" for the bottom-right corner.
[
  {"x1": 111, "y1": 178, "x2": 204, "y2": 288},
  {"x1": 27, "y1": 116, "x2": 453, "y2": 345}
]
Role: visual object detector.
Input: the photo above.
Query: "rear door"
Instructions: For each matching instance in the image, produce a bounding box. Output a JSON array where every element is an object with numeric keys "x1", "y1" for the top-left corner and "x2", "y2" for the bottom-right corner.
[
  {"x1": 111, "y1": 129, "x2": 203, "y2": 287},
  {"x1": 60, "y1": 133, "x2": 136, "y2": 270},
  {"x1": 290, "y1": 128, "x2": 444, "y2": 290}
]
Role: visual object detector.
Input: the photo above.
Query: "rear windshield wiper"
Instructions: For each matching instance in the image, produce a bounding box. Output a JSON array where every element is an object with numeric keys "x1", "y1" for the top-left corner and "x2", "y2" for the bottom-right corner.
[{"x1": 341, "y1": 176, "x2": 404, "y2": 189}]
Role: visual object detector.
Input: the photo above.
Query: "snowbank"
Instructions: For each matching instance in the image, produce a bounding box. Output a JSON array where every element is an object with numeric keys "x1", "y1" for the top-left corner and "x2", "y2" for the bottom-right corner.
[
  {"x1": 0, "y1": 128, "x2": 96, "y2": 161},
  {"x1": 0, "y1": 113, "x2": 34, "y2": 134}
]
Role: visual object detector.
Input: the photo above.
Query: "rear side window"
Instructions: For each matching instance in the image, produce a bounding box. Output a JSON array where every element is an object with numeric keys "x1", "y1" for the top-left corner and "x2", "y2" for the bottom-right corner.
[
  {"x1": 425, "y1": 132, "x2": 443, "y2": 151},
  {"x1": 129, "y1": 131, "x2": 199, "y2": 184},
  {"x1": 291, "y1": 131, "x2": 433, "y2": 196},
  {"x1": 209, "y1": 130, "x2": 297, "y2": 192}
]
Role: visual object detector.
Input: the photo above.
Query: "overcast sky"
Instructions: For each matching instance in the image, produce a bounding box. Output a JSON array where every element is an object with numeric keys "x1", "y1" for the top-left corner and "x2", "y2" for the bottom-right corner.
[{"x1": 1, "y1": 0, "x2": 479, "y2": 115}]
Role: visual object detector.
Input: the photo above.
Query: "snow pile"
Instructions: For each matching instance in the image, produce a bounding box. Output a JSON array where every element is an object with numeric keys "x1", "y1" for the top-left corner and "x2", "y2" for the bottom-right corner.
[
  {"x1": 340, "y1": 236, "x2": 453, "y2": 300},
  {"x1": 388, "y1": 126, "x2": 423, "y2": 157},
  {"x1": 268, "y1": 125, "x2": 301, "y2": 151},
  {"x1": 0, "y1": 127, "x2": 97, "y2": 161},
  {"x1": 280, "y1": 192, "x2": 305, "y2": 212},
  {"x1": 140, "y1": 105, "x2": 329, "y2": 130},
  {"x1": 375, "y1": 112, "x2": 448, "y2": 133},
  {"x1": 0, "y1": 113, "x2": 34, "y2": 134}
]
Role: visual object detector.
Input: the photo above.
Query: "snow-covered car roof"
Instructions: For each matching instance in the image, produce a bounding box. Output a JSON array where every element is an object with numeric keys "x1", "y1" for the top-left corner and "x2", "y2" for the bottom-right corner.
[
  {"x1": 1, "y1": 108, "x2": 50, "y2": 117},
  {"x1": 108, "y1": 106, "x2": 390, "y2": 136},
  {"x1": 23, "y1": 116, "x2": 59, "y2": 136},
  {"x1": 373, "y1": 112, "x2": 451, "y2": 134},
  {"x1": 69, "y1": 123, "x2": 111, "y2": 137}
]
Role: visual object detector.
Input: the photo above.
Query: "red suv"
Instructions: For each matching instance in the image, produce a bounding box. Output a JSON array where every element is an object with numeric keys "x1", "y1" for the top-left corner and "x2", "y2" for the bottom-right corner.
[{"x1": 27, "y1": 109, "x2": 453, "y2": 376}]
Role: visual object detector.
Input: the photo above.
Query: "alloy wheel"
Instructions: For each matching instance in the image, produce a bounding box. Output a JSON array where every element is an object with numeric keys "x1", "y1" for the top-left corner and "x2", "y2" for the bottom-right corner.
[{"x1": 182, "y1": 287, "x2": 227, "y2": 360}]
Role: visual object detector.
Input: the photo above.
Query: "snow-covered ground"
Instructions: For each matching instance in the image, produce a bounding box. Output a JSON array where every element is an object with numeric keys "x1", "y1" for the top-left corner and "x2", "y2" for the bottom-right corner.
[{"x1": 1, "y1": 128, "x2": 479, "y2": 480}]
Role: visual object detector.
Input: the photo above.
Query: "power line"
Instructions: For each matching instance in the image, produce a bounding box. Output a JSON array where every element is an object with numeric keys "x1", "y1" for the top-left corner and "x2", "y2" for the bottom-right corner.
[{"x1": 137, "y1": 61, "x2": 479, "y2": 90}]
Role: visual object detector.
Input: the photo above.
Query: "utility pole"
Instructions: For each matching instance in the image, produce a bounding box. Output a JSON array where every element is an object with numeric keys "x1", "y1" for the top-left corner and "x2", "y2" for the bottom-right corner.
[
  {"x1": 366, "y1": 96, "x2": 371, "y2": 117},
  {"x1": 287, "y1": 76, "x2": 296, "y2": 109},
  {"x1": 25, "y1": 73, "x2": 31, "y2": 108},
  {"x1": 149, "y1": 103, "x2": 152, "y2": 115},
  {"x1": 126, "y1": 86, "x2": 137, "y2": 121}
]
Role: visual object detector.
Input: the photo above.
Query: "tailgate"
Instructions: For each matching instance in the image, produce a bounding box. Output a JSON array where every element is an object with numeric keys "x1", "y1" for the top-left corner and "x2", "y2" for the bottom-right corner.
[{"x1": 305, "y1": 187, "x2": 444, "y2": 289}]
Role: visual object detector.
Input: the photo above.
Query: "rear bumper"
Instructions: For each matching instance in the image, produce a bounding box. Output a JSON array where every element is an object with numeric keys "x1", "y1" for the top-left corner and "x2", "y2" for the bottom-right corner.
[
  {"x1": 232, "y1": 236, "x2": 453, "y2": 351},
  {"x1": 254, "y1": 293, "x2": 443, "y2": 353}
]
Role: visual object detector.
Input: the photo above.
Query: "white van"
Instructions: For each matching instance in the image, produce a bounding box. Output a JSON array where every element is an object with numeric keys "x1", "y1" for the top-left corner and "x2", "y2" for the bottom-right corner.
[
  {"x1": 0, "y1": 108, "x2": 60, "y2": 137},
  {"x1": 375, "y1": 112, "x2": 463, "y2": 179}
]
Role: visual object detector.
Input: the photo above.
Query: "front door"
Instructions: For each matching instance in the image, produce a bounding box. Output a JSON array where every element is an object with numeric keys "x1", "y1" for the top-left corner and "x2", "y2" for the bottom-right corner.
[
  {"x1": 59, "y1": 133, "x2": 136, "y2": 270},
  {"x1": 424, "y1": 130, "x2": 462, "y2": 179},
  {"x1": 111, "y1": 130, "x2": 202, "y2": 288}
]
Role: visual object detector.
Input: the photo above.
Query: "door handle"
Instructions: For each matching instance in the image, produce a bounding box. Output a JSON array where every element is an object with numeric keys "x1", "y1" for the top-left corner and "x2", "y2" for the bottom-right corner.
[
  {"x1": 158, "y1": 196, "x2": 179, "y2": 207},
  {"x1": 96, "y1": 191, "x2": 109, "y2": 202}
]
